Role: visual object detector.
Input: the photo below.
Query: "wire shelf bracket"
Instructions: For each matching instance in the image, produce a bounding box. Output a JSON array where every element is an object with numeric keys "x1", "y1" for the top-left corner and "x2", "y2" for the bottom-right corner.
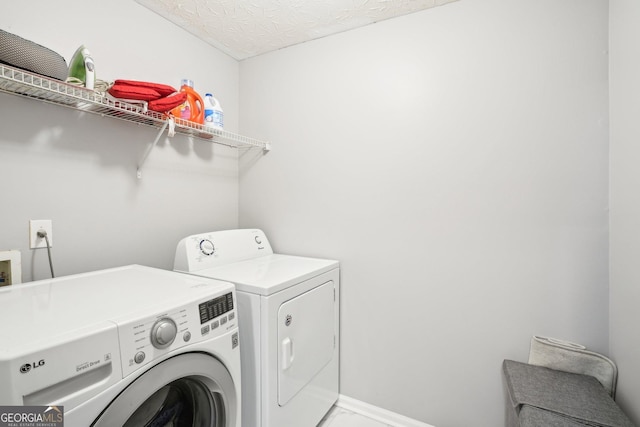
[{"x1": 137, "y1": 120, "x2": 170, "y2": 179}]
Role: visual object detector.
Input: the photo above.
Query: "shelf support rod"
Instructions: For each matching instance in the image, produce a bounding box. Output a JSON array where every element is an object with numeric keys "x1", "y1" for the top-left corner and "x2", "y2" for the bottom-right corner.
[{"x1": 137, "y1": 120, "x2": 170, "y2": 179}]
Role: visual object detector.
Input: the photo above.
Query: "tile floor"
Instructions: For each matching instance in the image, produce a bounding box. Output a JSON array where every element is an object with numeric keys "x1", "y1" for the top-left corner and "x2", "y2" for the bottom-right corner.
[{"x1": 318, "y1": 406, "x2": 393, "y2": 427}]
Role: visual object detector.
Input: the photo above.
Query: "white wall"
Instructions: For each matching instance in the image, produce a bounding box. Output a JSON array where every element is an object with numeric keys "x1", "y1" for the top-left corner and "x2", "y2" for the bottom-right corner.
[
  {"x1": 239, "y1": 1, "x2": 610, "y2": 426},
  {"x1": 609, "y1": 1, "x2": 640, "y2": 424},
  {"x1": 0, "y1": 0, "x2": 240, "y2": 281}
]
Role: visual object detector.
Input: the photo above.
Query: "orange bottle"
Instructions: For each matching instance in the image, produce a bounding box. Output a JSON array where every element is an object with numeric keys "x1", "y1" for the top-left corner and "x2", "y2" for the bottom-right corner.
[{"x1": 171, "y1": 79, "x2": 204, "y2": 124}]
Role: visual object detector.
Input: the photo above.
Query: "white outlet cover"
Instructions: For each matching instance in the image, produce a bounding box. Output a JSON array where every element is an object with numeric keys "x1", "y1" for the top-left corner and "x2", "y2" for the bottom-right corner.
[{"x1": 29, "y1": 220, "x2": 53, "y2": 249}]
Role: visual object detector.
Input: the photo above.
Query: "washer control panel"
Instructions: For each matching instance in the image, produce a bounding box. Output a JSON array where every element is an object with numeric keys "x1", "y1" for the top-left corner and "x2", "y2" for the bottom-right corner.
[
  {"x1": 199, "y1": 292, "x2": 234, "y2": 324},
  {"x1": 117, "y1": 292, "x2": 237, "y2": 378}
]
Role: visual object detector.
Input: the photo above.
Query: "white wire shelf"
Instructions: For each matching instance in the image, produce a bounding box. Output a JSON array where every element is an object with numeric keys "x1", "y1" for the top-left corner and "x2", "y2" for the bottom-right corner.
[{"x1": 0, "y1": 64, "x2": 271, "y2": 162}]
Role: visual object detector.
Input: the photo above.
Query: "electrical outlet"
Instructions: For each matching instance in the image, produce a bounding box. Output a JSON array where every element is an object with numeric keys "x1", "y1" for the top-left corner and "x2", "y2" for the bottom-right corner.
[{"x1": 29, "y1": 220, "x2": 53, "y2": 249}]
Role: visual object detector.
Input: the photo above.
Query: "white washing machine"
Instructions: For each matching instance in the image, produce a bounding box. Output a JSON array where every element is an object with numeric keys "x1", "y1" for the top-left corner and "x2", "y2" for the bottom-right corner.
[
  {"x1": 174, "y1": 229, "x2": 340, "y2": 427},
  {"x1": 0, "y1": 265, "x2": 241, "y2": 427}
]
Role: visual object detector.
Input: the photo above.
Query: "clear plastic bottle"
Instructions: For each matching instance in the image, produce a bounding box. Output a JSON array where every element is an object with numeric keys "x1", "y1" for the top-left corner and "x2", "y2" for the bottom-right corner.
[{"x1": 204, "y1": 93, "x2": 224, "y2": 130}]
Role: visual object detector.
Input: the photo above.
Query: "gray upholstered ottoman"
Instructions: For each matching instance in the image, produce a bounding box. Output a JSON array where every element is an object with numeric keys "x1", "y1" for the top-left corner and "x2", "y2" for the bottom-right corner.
[{"x1": 503, "y1": 360, "x2": 635, "y2": 427}]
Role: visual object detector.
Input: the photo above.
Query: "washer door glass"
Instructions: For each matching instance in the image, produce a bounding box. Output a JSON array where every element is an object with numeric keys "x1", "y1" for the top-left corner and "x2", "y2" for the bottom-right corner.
[
  {"x1": 123, "y1": 377, "x2": 224, "y2": 426},
  {"x1": 92, "y1": 353, "x2": 237, "y2": 427}
]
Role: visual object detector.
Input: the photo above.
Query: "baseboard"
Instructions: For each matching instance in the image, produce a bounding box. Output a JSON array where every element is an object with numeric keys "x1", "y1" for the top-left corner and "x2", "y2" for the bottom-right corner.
[{"x1": 335, "y1": 395, "x2": 436, "y2": 427}]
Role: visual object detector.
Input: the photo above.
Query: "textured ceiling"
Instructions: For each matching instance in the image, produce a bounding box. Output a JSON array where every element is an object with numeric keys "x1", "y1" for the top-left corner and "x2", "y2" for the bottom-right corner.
[{"x1": 135, "y1": 0, "x2": 458, "y2": 60}]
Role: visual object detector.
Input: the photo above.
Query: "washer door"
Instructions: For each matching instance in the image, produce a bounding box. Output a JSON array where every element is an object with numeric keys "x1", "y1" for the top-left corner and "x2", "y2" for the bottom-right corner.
[{"x1": 92, "y1": 353, "x2": 238, "y2": 427}]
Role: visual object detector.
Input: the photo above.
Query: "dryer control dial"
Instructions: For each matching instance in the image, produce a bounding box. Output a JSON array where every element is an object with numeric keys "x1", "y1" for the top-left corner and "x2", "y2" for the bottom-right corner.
[
  {"x1": 150, "y1": 318, "x2": 177, "y2": 349},
  {"x1": 199, "y1": 239, "x2": 215, "y2": 256}
]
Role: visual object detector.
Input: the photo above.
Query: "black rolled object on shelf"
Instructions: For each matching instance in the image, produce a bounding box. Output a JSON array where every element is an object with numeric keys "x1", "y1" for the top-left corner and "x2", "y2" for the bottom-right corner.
[{"x1": 0, "y1": 29, "x2": 68, "y2": 81}]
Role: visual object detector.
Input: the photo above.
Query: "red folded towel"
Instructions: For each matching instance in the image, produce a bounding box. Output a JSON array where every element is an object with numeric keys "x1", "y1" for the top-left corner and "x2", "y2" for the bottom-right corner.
[{"x1": 107, "y1": 79, "x2": 187, "y2": 113}]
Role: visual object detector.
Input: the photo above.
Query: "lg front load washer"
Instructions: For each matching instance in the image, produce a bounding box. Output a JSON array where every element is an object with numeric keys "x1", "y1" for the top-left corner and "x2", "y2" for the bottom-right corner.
[
  {"x1": 174, "y1": 229, "x2": 340, "y2": 427},
  {"x1": 0, "y1": 265, "x2": 241, "y2": 427}
]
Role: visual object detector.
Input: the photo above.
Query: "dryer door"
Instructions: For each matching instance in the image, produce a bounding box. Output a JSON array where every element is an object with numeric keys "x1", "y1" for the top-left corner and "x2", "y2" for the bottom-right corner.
[
  {"x1": 277, "y1": 280, "x2": 335, "y2": 406},
  {"x1": 92, "y1": 353, "x2": 238, "y2": 427}
]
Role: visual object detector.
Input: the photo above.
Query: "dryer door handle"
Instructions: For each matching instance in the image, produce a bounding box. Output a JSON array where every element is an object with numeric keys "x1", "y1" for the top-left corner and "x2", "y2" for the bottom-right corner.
[{"x1": 282, "y1": 337, "x2": 294, "y2": 371}]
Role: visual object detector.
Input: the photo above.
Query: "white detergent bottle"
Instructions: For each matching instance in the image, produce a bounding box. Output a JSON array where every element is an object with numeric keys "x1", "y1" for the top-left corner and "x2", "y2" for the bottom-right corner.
[{"x1": 204, "y1": 93, "x2": 224, "y2": 130}]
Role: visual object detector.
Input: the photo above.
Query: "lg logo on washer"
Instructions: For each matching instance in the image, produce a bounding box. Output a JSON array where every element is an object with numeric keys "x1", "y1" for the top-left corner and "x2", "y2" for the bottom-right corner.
[{"x1": 19, "y1": 360, "x2": 45, "y2": 374}]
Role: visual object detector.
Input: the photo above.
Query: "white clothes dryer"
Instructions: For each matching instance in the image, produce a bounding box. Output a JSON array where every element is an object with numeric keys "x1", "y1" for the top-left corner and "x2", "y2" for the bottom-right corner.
[
  {"x1": 174, "y1": 229, "x2": 340, "y2": 427},
  {"x1": 0, "y1": 265, "x2": 241, "y2": 427}
]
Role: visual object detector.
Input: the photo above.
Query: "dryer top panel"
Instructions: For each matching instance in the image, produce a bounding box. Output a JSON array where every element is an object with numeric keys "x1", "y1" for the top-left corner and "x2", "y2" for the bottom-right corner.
[
  {"x1": 174, "y1": 229, "x2": 339, "y2": 295},
  {"x1": 0, "y1": 265, "x2": 234, "y2": 355},
  {"x1": 185, "y1": 254, "x2": 338, "y2": 296}
]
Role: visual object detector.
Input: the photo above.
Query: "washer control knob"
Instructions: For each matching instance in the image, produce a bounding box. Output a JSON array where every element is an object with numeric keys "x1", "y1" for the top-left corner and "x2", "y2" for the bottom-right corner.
[
  {"x1": 134, "y1": 351, "x2": 146, "y2": 364},
  {"x1": 150, "y1": 318, "x2": 177, "y2": 349},
  {"x1": 200, "y1": 239, "x2": 215, "y2": 256}
]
